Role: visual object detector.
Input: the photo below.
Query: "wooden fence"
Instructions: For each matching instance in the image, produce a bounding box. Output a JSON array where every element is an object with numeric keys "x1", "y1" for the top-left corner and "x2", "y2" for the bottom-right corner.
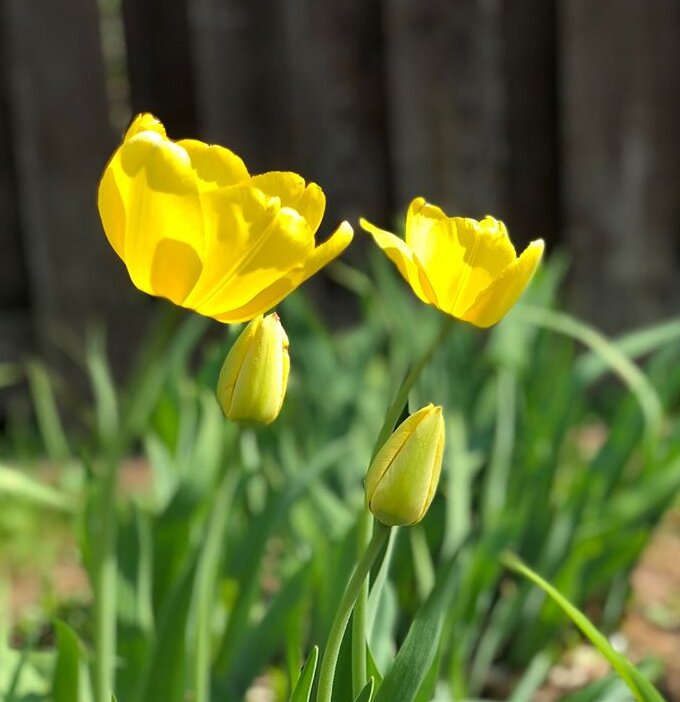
[{"x1": 1, "y1": 0, "x2": 679, "y2": 381}]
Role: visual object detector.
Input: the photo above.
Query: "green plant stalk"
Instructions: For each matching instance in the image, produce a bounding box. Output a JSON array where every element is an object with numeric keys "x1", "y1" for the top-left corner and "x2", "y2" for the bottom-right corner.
[
  {"x1": 94, "y1": 457, "x2": 119, "y2": 702},
  {"x1": 317, "y1": 521, "x2": 390, "y2": 702},
  {"x1": 193, "y1": 466, "x2": 238, "y2": 702},
  {"x1": 351, "y1": 315, "x2": 454, "y2": 697}
]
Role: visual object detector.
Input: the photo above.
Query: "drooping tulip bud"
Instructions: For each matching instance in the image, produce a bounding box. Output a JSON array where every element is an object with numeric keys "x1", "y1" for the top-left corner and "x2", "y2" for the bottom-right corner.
[
  {"x1": 216, "y1": 313, "x2": 290, "y2": 425},
  {"x1": 365, "y1": 404, "x2": 445, "y2": 526}
]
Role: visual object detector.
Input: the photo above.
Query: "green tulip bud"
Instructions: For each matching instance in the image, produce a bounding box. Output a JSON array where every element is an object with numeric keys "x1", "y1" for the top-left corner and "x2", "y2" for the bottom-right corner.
[
  {"x1": 216, "y1": 313, "x2": 290, "y2": 425},
  {"x1": 365, "y1": 404, "x2": 445, "y2": 526}
]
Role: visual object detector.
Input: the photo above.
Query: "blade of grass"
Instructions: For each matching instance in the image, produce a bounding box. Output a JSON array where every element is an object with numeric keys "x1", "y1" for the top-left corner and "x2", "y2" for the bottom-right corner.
[
  {"x1": 515, "y1": 306, "x2": 662, "y2": 442},
  {"x1": 502, "y1": 552, "x2": 665, "y2": 702},
  {"x1": 52, "y1": 620, "x2": 84, "y2": 702},
  {"x1": 26, "y1": 360, "x2": 70, "y2": 462},
  {"x1": 0, "y1": 464, "x2": 75, "y2": 511},
  {"x1": 290, "y1": 647, "x2": 319, "y2": 702}
]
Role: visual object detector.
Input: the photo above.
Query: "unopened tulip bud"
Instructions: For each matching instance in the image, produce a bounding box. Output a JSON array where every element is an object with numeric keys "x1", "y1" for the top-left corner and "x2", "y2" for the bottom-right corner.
[
  {"x1": 217, "y1": 313, "x2": 290, "y2": 425},
  {"x1": 365, "y1": 404, "x2": 445, "y2": 526}
]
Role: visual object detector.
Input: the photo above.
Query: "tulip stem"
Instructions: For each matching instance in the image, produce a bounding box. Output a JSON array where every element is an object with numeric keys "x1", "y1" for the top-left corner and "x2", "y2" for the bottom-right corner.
[
  {"x1": 317, "y1": 521, "x2": 390, "y2": 702},
  {"x1": 93, "y1": 456, "x2": 119, "y2": 702},
  {"x1": 351, "y1": 315, "x2": 454, "y2": 696},
  {"x1": 193, "y1": 465, "x2": 238, "y2": 702}
]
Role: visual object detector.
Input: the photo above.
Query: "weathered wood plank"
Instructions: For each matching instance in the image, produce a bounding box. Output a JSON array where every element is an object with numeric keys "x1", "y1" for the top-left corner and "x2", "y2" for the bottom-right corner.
[
  {"x1": 0, "y1": 4, "x2": 31, "y2": 365},
  {"x1": 384, "y1": 0, "x2": 507, "y2": 219},
  {"x1": 190, "y1": 0, "x2": 390, "y2": 322},
  {"x1": 121, "y1": 0, "x2": 197, "y2": 135},
  {"x1": 561, "y1": 0, "x2": 680, "y2": 330},
  {"x1": 502, "y1": 0, "x2": 559, "y2": 249},
  {"x1": 2, "y1": 0, "x2": 151, "y2": 371}
]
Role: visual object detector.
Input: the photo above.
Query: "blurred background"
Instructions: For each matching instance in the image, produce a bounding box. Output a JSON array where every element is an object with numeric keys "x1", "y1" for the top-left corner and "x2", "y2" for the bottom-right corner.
[{"x1": 1, "y1": 0, "x2": 679, "y2": 389}]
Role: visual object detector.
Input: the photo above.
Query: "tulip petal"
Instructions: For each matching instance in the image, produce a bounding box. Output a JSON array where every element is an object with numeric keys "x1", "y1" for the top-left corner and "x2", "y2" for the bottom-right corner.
[
  {"x1": 150, "y1": 238, "x2": 203, "y2": 304},
  {"x1": 404, "y1": 197, "x2": 447, "y2": 252},
  {"x1": 100, "y1": 132, "x2": 205, "y2": 295},
  {"x1": 177, "y1": 139, "x2": 249, "y2": 188},
  {"x1": 295, "y1": 220, "x2": 354, "y2": 281},
  {"x1": 124, "y1": 113, "x2": 166, "y2": 141},
  {"x1": 417, "y1": 216, "x2": 517, "y2": 317},
  {"x1": 98, "y1": 163, "x2": 126, "y2": 259},
  {"x1": 359, "y1": 218, "x2": 437, "y2": 306},
  {"x1": 211, "y1": 221, "x2": 353, "y2": 323},
  {"x1": 462, "y1": 239, "x2": 545, "y2": 327},
  {"x1": 250, "y1": 172, "x2": 326, "y2": 233},
  {"x1": 188, "y1": 188, "x2": 316, "y2": 315}
]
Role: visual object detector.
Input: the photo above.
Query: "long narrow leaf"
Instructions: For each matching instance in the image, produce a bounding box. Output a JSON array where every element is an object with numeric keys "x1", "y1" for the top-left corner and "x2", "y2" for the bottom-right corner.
[
  {"x1": 289, "y1": 647, "x2": 319, "y2": 702},
  {"x1": 502, "y1": 552, "x2": 665, "y2": 702}
]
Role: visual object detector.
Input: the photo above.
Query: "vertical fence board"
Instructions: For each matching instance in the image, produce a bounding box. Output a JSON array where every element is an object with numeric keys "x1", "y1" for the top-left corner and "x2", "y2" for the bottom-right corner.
[
  {"x1": 502, "y1": 0, "x2": 559, "y2": 248},
  {"x1": 0, "y1": 6, "x2": 32, "y2": 370},
  {"x1": 121, "y1": 0, "x2": 197, "y2": 135},
  {"x1": 561, "y1": 0, "x2": 680, "y2": 330},
  {"x1": 384, "y1": 0, "x2": 507, "y2": 219},
  {"x1": 190, "y1": 0, "x2": 293, "y2": 170},
  {"x1": 282, "y1": 0, "x2": 390, "y2": 227},
  {"x1": 2, "y1": 0, "x2": 150, "y2": 371}
]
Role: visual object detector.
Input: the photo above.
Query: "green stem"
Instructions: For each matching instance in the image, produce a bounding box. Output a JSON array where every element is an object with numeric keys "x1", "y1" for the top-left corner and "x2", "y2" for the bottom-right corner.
[
  {"x1": 351, "y1": 513, "x2": 370, "y2": 697},
  {"x1": 350, "y1": 315, "x2": 454, "y2": 696},
  {"x1": 193, "y1": 466, "x2": 238, "y2": 702},
  {"x1": 94, "y1": 457, "x2": 119, "y2": 702},
  {"x1": 317, "y1": 522, "x2": 390, "y2": 702}
]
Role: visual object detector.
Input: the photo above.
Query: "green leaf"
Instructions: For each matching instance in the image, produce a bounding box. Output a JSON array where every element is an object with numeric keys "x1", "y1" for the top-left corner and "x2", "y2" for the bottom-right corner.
[
  {"x1": 502, "y1": 552, "x2": 665, "y2": 702},
  {"x1": 133, "y1": 552, "x2": 199, "y2": 702},
  {"x1": 52, "y1": 620, "x2": 82, "y2": 702},
  {"x1": 354, "y1": 678, "x2": 374, "y2": 702},
  {"x1": 516, "y1": 306, "x2": 663, "y2": 442},
  {"x1": 0, "y1": 464, "x2": 75, "y2": 511},
  {"x1": 289, "y1": 646, "x2": 319, "y2": 702},
  {"x1": 373, "y1": 554, "x2": 457, "y2": 702}
]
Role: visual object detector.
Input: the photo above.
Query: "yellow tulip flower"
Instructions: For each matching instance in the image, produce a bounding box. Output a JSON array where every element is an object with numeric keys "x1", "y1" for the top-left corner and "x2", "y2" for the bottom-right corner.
[
  {"x1": 98, "y1": 113, "x2": 353, "y2": 323},
  {"x1": 360, "y1": 198, "x2": 544, "y2": 328}
]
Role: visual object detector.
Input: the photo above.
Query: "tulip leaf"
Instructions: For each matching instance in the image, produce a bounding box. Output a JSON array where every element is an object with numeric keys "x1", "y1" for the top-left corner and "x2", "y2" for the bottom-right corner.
[
  {"x1": 502, "y1": 552, "x2": 665, "y2": 702},
  {"x1": 289, "y1": 646, "x2": 318, "y2": 702},
  {"x1": 353, "y1": 678, "x2": 374, "y2": 702},
  {"x1": 52, "y1": 620, "x2": 82, "y2": 702},
  {"x1": 373, "y1": 554, "x2": 457, "y2": 702}
]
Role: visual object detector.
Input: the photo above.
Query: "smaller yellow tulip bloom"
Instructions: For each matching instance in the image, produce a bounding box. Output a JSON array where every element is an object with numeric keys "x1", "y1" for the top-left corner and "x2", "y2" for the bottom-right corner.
[
  {"x1": 98, "y1": 114, "x2": 353, "y2": 323},
  {"x1": 360, "y1": 198, "x2": 544, "y2": 328},
  {"x1": 365, "y1": 404, "x2": 445, "y2": 526},
  {"x1": 216, "y1": 313, "x2": 290, "y2": 425}
]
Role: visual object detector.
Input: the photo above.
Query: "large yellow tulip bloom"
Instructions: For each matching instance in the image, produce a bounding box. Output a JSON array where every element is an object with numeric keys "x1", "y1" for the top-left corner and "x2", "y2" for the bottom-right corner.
[
  {"x1": 98, "y1": 114, "x2": 353, "y2": 323},
  {"x1": 360, "y1": 198, "x2": 544, "y2": 328}
]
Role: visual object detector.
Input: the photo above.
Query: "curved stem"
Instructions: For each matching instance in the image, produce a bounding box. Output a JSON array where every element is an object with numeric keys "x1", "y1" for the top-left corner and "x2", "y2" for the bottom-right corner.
[
  {"x1": 317, "y1": 522, "x2": 390, "y2": 702},
  {"x1": 350, "y1": 315, "x2": 455, "y2": 696}
]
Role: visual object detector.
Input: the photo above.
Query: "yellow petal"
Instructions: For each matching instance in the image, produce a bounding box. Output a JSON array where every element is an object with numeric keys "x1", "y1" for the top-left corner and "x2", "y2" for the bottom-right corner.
[
  {"x1": 418, "y1": 216, "x2": 518, "y2": 316},
  {"x1": 295, "y1": 220, "x2": 353, "y2": 281},
  {"x1": 212, "y1": 221, "x2": 353, "y2": 323},
  {"x1": 187, "y1": 188, "x2": 315, "y2": 316},
  {"x1": 97, "y1": 162, "x2": 126, "y2": 259},
  {"x1": 250, "y1": 171, "x2": 326, "y2": 233},
  {"x1": 102, "y1": 131, "x2": 205, "y2": 295},
  {"x1": 461, "y1": 239, "x2": 545, "y2": 327},
  {"x1": 213, "y1": 278, "x2": 296, "y2": 324},
  {"x1": 150, "y1": 239, "x2": 203, "y2": 304},
  {"x1": 404, "y1": 197, "x2": 447, "y2": 252},
  {"x1": 177, "y1": 139, "x2": 249, "y2": 189},
  {"x1": 124, "y1": 113, "x2": 166, "y2": 141},
  {"x1": 359, "y1": 217, "x2": 437, "y2": 306}
]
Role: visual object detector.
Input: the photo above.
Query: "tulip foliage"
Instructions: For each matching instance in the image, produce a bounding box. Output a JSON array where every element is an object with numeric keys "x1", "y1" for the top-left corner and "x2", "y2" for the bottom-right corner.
[{"x1": 1, "y1": 117, "x2": 676, "y2": 702}]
